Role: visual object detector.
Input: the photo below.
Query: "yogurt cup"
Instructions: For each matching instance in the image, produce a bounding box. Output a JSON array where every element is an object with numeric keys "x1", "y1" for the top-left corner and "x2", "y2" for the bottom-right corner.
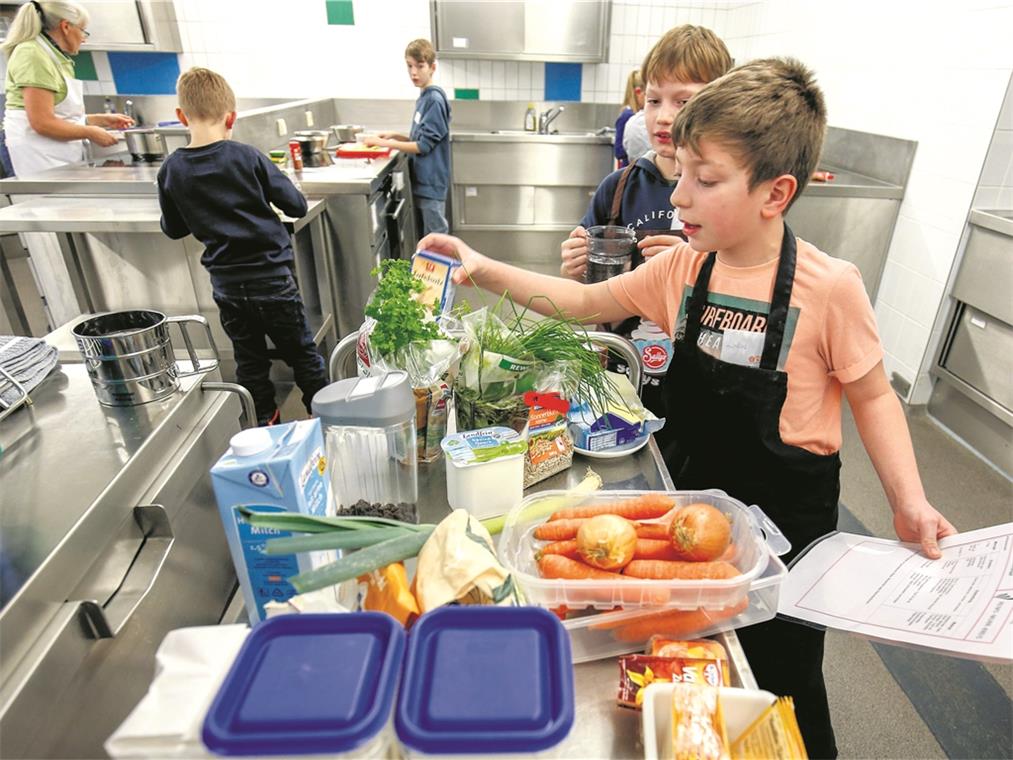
[{"x1": 441, "y1": 427, "x2": 527, "y2": 519}]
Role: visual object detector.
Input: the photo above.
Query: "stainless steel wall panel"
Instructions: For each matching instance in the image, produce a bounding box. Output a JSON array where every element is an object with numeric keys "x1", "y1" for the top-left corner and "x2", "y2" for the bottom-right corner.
[
  {"x1": 786, "y1": 196, "x2": 899, "y2": 299},
  {"x1": 457, "y1": 185, "x2": 535, "y2": 225},
  {"x1": 952, "y1": 223, "x2": 1013, "y2": 324},
  {"x1": 928, "y1": 380, "x2": 1012, "y2": 479},
  {"x1": 533, "y1": 186, "x2": 596, "y2": 226},
  {"x1": 452, "y1": 141, "x2": 612, "y2": 187}
]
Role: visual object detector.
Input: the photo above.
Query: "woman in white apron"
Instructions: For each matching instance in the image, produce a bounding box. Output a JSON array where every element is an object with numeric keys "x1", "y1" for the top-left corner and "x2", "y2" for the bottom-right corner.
[{"x1": 2, "y1": 1, "x2": 132, "y2": 177}]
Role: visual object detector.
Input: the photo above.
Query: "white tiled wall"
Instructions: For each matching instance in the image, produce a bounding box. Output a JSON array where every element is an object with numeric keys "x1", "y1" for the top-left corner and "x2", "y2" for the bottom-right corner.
[{"x1": 715, "y1": 0, "x2": 1013, "y2": 402}]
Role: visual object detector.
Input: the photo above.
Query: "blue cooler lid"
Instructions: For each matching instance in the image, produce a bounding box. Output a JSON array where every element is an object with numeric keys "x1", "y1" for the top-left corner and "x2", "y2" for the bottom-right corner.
[
  {"x1": 396, "y1": 606, "x2": 574, "y2": 754},
  {"x1": 202, "y1": 613, "x2": 405, "y2": 756}
]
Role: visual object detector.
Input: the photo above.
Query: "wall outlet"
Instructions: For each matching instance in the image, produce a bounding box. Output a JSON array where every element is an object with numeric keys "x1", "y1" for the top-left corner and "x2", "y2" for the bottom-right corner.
[
  {"x1": 276, "y1": 118, "x2": 287, "y2": 136},
  {"x1": 305, "y1": 110, "x2": 314, "y2": 127}
]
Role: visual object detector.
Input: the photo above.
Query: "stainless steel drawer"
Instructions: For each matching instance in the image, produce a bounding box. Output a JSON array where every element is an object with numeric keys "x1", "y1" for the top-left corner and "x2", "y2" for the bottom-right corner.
[
  {"x1": 942, "y1": 305, "x2": 1013, "y2": 411},
  {"x1": 952, "y1": 223, "x2": 1013, "y2": 324}
]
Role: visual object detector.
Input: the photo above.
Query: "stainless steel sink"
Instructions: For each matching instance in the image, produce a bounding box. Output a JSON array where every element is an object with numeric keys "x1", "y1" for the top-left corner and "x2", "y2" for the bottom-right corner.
[{"x1": 452, "y1": 129, "x2": 611, "y2": 144}]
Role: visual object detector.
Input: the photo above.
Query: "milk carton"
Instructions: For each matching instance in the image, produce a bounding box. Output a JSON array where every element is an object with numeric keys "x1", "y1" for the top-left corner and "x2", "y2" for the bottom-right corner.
[{"x1": 210, "y1": 419, "x2": 334, "y2": 622}]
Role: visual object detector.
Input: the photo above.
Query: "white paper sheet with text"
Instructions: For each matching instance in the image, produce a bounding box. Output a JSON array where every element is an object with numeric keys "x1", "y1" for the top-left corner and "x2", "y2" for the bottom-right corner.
[{"x1": 778, "y1": 524, "x2": 1013, "y2": 662}]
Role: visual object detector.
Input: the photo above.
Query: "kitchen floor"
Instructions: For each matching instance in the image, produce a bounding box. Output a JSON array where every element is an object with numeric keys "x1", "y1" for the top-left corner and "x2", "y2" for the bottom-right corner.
[{"x1": 276, "y1": 373, "x2": 1013, "y2": 759}]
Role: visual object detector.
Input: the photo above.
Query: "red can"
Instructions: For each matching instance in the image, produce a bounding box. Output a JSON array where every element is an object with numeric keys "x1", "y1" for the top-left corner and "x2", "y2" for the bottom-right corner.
[{"x1": 288, "y1": 140, "x2": 304, "y2": 170}]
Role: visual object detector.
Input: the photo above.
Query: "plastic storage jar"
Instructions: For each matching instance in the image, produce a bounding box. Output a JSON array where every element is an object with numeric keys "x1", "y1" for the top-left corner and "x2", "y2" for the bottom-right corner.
[
  {"x1": 441, "y1": 427, "x2": 527, "y2": 519},
  {"x1": 396, "y1": 606, "x2": 575, "y2": 758},
  {"x1": 202, "y1": 612, "x2": 405, "y2": 758},
  {"x1": 498, "y1": 489, "x2": 791, "y2": 611},
  {"x1": 312, "y1": 371, "x2": 419, "y2": 522}
]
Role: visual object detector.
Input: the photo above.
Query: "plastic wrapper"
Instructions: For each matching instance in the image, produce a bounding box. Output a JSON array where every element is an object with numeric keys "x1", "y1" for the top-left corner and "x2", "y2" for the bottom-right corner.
[
  {"x1": 413, "y1": 509, "x2": 524, "y2": 611},
  {"x1": 356, "y1": 314, "x2": 462, "y2": 462},
  {"x1": 618, "y1": 654, "x2": 729, "y2": 709},
  {"x1": 671, "y1": 683, "x2": 730, "y2": 760}
]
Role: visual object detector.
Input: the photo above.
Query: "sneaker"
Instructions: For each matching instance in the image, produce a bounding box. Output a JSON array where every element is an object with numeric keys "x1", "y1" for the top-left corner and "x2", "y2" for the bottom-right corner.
[{"x1": 257, "y1": 409, "x2": 281, "y2": 427}]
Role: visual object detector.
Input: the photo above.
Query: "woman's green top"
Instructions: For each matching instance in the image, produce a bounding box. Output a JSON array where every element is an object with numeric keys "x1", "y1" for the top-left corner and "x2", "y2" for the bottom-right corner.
[{"x1": 4, "y1": 35, "x2": 75, "y2": 110}]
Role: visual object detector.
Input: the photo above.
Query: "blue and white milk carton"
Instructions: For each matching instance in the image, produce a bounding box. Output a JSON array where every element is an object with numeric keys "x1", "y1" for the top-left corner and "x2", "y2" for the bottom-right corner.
[{"x1": 210, "y1": 419, "x2": 334, "y2": 622}]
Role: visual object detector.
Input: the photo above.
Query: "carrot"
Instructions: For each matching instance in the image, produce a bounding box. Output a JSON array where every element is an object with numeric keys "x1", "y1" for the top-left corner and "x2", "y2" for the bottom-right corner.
[
  {"x1": 632, "y1": 538, "x2": 682, "y2": 561},
  {"x1": 536, "y1": 539, "x2": 579, "y2": 559},
  {"x1": 537, "y1": 554, "x2": 630, "y2": 581},
  {"x1": 536, "y1": 555, "x2": 671, "y2": 606},
  {"x1": 549, "y1": 493, "x2": 676, "y2": 522},
  {"x1": 622, "y1": 559, "x2": 739, "y2": 580},
  {"x1": 611, "y1": 598, "x2": 749, "y2": 641},
  {"x1": 533, "y1": 519, "x2": 586, "y2": 541},
  {"x1": 533, "y1": 517, "x2": 672, "y2": 542},
  {"x1": 634, "y1": 521, "x2": 672, "y2": 540}
]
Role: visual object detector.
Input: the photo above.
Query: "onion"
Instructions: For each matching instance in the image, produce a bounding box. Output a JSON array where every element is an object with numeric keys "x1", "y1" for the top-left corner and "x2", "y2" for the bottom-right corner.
[
  {"x1": 576, "y1": 514, "x2": 638, "y2": 570},
  {"x1": 669, "y1": 503, "x2": 732, "y2": 562}
]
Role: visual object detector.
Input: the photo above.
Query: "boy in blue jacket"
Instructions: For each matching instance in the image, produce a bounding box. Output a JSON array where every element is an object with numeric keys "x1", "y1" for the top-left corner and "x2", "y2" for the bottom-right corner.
[
  {"x1": 365, "y1": 38, "x2": 451, "y2": 235},
  {"x1": 157, "y1": 67, "x2": 327, "y2": 426}
]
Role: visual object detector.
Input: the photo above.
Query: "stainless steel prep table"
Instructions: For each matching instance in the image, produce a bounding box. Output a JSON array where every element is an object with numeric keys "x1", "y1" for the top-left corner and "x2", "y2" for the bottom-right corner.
[
  {"x1": 412, "y1": 438, "x2": 757, "y2": 758},
  {"x1": 0, "y1": 358, "x2": 248, "y2": 758}
]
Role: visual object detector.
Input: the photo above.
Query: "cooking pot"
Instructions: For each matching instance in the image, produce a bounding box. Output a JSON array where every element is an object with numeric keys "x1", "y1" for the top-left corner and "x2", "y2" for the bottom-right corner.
[
  {"x1": 124, "y1": 128, "x2": 166, "y2": 162},
  {"x1": 330, "y1": 124, "x2": 363, "y2": 143},
  {"x1": 72, "y1": 310, "x2": 219, "y2": 407},
  {"x1": 155, "y1": 125, "x2": 190, "y2": 155},
  {"x1": 293, "y1": 130, "x2": 329, "y2": 154}
]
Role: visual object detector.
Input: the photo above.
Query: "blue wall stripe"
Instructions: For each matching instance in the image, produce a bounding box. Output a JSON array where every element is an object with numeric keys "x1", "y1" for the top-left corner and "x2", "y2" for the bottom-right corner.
[
  {"x1": 544, "y1": 62, "x2": 582, "y2": 102},
  {"x1": 107, "y1": 52, "x2": 181, "y2": 96}
]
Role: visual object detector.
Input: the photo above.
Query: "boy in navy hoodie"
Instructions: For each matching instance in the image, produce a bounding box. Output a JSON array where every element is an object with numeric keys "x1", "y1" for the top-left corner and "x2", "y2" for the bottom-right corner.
[
  {"x1": 157, "y1": 67, "x2": 327, "y2": 426},
  {"x1": 364, "y1": 38, "x2": 451, "y2": 235}
]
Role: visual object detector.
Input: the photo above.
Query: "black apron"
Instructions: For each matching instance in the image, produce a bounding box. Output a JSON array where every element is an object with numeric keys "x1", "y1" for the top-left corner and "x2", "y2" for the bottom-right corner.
[{"x1": 663, "y1": 223, "x2": 840, "y2": 759}]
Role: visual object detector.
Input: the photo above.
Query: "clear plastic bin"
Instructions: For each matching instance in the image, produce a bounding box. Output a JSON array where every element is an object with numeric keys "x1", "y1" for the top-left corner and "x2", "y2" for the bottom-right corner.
[
  {"x1": 560, "y1": 554, "x2": 787, "y2": 663},
  {"x1": 498, "y1": 489, "x2": 790, "y2": 611}
]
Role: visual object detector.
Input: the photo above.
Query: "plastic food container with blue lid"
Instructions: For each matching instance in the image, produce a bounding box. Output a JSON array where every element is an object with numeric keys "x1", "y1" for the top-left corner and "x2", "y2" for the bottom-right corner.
[
  {"x1": 396, "y1": 606, "x2": 575, "y2": 757},
  {"x1": 202, "y1": 612, "x2": 405, "y2": 758}
]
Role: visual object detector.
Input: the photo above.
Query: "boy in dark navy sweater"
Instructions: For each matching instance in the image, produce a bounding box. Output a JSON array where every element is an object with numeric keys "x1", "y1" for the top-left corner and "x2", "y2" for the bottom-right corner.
[
  {"x1": 364, "y1": 39, "x2": 451, "y2": 235},
  {"x1": 157, "y1": 67, "x2": 326, "y2": 426}
]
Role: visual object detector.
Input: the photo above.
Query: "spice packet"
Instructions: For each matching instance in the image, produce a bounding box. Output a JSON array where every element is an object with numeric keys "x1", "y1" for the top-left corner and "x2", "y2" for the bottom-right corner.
[
  {"x1": 523, "y1": 402, "x2": 574, "y2": 487},
  {"x1": 671, "y1": 682, "x2": 730, "y2": 760},
  {"x1": 731, "y1": 696, "x2": 807, "y2": 759},
  {"x1": 414, "y1": 381, "x2": 451, "y2": 462},
  {"x1": 646, "y1": 637, "x2": 730, "y2": 684},
  {"x1": 617, "y1": 654, "x2": 728, "y2": 709}
]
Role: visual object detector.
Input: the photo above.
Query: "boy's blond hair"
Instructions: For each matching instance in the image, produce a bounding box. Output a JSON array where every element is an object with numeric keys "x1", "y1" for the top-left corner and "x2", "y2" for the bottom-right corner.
[
  {"x1": 622, "y1": 69, "x2": 643, "y2": 111},
  {"x1": 176, "y1": 67, "x2": 236, "y2": 122},
  {"x1": 641, "y1": 25, "x2": 732, "y2": 88},
  {"x1": 405, "y1": 38, "x2": 436, "y2": 65},
  {"x1": 672, "y1": 57, "x2": 826, "y2": 210}
]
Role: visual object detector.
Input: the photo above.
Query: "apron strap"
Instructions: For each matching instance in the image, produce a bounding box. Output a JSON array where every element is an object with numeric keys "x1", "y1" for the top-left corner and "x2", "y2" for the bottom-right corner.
[
  {"x1": 607, "y1": 162, "x2": 637, "y2": 226},
  {"x1": 759, "y1": 222, "x2": 798, "y2": 370},
  {"x1": 682, "y1": 221, "x2": 799, "y2": 369}
]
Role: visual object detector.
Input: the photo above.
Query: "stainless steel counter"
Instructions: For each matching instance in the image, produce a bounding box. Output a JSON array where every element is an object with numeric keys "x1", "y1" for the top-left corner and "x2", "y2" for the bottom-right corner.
[
  {"x1": 415, "y1": 437, "x2": 756, "y2": 758},
  {"x1": 0, "y1": 360, "x2": 245, "y2": 757},
  {"x1": 0, "y1": 196, "x2": 326, "y2": 234},
  {"x1": 969, "y1": 208, "x2": 1013, "y2": 237},
  {"x1": 0, "y1": 152, "x2": 399, "y2": 198},
  {"x1": 804, "y1": 165, "x2": 903, "y2": 200}
]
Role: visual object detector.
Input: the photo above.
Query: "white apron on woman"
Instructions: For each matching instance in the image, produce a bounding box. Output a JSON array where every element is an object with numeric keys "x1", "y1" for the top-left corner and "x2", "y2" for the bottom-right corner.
[
  {"x1": 3, "y1": 37, "x2": 86, "y2": 176},
  {"x1": 3, "y1": 38, "x2": 87, "y2": 326}
]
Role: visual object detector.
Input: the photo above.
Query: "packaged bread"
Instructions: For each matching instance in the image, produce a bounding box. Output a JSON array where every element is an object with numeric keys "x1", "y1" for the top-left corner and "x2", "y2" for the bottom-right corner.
[{"x1": 671, "y1": 682, "x2": 730, "y2": 760}]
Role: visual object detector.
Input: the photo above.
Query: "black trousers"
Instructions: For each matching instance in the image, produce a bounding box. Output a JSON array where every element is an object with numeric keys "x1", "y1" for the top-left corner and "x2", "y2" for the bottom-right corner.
[{"x1": 211, "y1": 273, "x2": 327, "y2": 424}]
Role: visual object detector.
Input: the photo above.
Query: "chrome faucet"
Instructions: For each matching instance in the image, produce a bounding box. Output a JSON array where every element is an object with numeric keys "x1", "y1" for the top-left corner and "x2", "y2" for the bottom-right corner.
[{"x1": 538, "y1": 106, "x2": 565, "y2": 134}]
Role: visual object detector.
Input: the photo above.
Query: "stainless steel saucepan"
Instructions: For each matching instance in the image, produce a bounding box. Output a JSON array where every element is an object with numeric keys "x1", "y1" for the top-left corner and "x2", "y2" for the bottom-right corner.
[
  {"x1": 124, "y1": 128, "x2": 166, "y2": 162},
  {"x1": 330, "y1": 124, "x2": 363, "y2": 143}
]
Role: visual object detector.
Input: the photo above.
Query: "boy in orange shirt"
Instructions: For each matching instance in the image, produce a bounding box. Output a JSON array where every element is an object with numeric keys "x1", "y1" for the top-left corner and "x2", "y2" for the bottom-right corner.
[{"x1": 418, "y1": 58, "x2": 955, "y2": 758}]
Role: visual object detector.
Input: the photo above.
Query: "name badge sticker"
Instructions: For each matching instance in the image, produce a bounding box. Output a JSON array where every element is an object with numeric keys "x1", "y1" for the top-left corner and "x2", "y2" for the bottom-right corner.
[{"x1": 720, "y1": 328, "x2": 765, "y2": 367}]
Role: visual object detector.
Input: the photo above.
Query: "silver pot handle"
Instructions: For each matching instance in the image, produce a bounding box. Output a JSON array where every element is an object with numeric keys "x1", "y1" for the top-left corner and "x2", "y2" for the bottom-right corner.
[{"x1": 166, "y1": 315, "x2": 220, "y2": 376}]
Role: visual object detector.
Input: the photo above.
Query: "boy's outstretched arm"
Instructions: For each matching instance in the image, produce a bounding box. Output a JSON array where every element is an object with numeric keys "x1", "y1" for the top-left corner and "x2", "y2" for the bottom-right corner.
[
  {"x1": 844, "y1": 361, "x2": 957, "y2": 558},
  {"x1": 418, "y1": 232, "x2": 635, "y2": 325}
]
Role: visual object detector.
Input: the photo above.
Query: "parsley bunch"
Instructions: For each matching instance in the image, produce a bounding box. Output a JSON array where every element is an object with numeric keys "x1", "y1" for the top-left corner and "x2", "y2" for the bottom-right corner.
[{"x1": 364, "y1": 259, "x2": 440, "y2": 359}]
